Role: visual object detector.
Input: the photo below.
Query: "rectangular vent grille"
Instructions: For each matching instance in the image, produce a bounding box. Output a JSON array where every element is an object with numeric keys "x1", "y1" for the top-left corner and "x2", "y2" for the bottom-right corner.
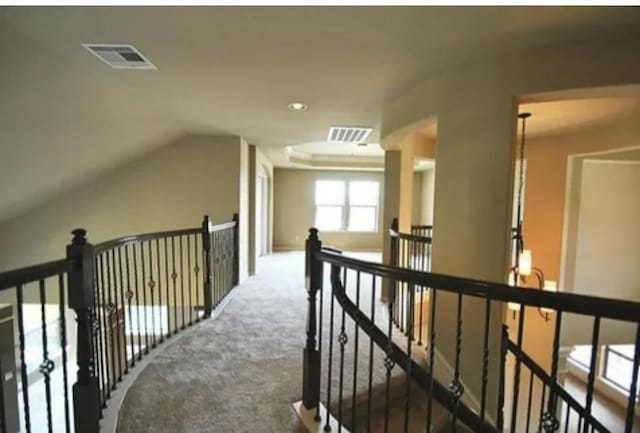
[
  {"x1": 327, "y1": 126, "x2": 372, "y2": 144},
  {"x1": 83, "y1": 44, "x2": 156, "y2": 70}
]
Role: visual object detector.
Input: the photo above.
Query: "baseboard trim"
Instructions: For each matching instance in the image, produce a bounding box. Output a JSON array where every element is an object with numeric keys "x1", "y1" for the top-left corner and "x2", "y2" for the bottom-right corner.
[{"x1": 293, "y1": 401, "x2": 350, "y2": 433}]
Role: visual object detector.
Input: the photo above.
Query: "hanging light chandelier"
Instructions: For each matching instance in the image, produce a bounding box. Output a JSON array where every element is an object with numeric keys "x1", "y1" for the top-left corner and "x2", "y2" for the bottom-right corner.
[{"x1": 508, "y1": 112, "x2": 557, "y2": 321}]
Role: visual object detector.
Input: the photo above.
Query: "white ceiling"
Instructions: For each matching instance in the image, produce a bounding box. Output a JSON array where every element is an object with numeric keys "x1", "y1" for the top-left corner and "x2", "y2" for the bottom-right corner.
[{"x1": 1, "y1": 7, "x2": 640, "y2": 221}]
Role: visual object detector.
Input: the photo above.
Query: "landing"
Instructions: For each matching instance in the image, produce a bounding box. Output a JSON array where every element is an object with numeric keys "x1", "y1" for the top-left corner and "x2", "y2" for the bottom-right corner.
[{"x1": 116, "y1": 251, "x2": 380, "y2": 433}]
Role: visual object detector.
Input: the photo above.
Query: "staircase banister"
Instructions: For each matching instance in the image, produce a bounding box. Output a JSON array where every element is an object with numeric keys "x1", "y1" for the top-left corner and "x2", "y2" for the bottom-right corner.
[
  {"x1": 314, "y1": 249, "x2": 640, "y2": 323},
  {"x1": 94, "y1": 226, "x2": 200, "y2": 253}
]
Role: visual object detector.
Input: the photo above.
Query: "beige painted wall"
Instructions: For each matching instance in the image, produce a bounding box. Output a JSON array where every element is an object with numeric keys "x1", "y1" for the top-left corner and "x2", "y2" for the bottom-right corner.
[
  {"x1": 411, "y1": 171, "x2": 423, "y2": 224},
  {"x1": 273, "y1": 168, "x2": 384, "y2": 251},
  {"x1": 0, "y1": 134, "x2": 248, "y2": 303},
  {"x1": 420, "y1": 167, "x2": 436, "y2": 225},
  {"x1": 248, "y1": 145, "x2": 274, "y2": 275},
  {"x1": 561, "y1": 161, "x2": 640, "y2": 346}
]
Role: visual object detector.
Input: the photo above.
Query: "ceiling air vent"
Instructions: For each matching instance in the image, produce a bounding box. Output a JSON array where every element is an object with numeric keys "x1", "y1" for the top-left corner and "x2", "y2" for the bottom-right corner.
[
  {"x1": 327, "y1": 126, "x2": 372, "y2": 144},
  {"x1": 82, "y1": 44, "x2": 156, "y2": 70}
]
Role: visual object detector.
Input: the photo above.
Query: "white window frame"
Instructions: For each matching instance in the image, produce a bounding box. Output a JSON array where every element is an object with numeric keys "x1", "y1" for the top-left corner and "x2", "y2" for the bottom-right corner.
[{"x1": 314, "y1": 180, "x2": 379, "y2": 233}]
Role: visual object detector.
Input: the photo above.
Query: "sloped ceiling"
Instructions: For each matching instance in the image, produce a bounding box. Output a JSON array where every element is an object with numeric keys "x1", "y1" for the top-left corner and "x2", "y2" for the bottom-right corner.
[{"x1": 1, "y1": 6, "x2": 640, "y2": 222}]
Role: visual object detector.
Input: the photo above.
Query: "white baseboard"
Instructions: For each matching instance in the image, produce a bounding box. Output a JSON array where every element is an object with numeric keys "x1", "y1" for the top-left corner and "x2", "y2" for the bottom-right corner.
[{"x1": 292, "y1": 401, "x2": 350, "y2": 433}]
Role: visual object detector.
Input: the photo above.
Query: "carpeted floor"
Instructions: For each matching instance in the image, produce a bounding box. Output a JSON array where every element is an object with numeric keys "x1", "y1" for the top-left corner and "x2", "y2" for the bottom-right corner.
[{"x1": 116, "y1": 251, "x2": 409, "y2": 433}]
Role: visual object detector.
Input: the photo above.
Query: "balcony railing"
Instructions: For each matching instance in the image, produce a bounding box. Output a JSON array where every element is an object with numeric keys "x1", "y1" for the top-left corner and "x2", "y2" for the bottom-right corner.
[{"x1": 0, "y1": 214, "x2": 238, "y2": 433}]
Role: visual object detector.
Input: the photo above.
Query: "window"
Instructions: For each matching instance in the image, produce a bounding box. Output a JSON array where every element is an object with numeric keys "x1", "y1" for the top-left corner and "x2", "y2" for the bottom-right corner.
[
  {"x1": 603, "y1": 345, "x2": 640, "y2": 398},
  {"x1": 314, "y1": 180, "x2": 379, "y2": 232}
]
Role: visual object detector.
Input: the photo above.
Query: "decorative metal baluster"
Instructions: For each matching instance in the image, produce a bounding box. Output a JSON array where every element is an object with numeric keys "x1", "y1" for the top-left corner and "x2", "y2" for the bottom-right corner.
[
  {"x1": 116, "y1": 248, "x2": 129, "y2": 374},
  {"x1": 180, "y1": 236, "x2": 186, "y2": 330},
  {"x1": 564, "y1": 404, "x2": 571, "y2": 433},
  {"x1": 480, "y1": 298, "x2": 491, "y2": 422},
  {"x1": 542, "y1": 311, "x2": 563, "y2": 433},
  {"x1": 511, "y1": 304, "x2": 526, "y2": 433},
  {"x1": 351, "y1": 270, "x2": 361, "y2": 431},
  {"x1": 525, "y1": 370, "x2": 534, "y2": 433},
  {"x1": 187, "y1": 235, "x2": 193, "y2": 326},
  {"x1": 111, "y1": 249, "x2": 124, "y2": 383},
  {"x1": 37, "y1": 279, "x2": 54, "y2": 433},
  {"x1": 16, "y1": 284, "x2": 32, "y2": 433},
  {"x1": 624, "y1": 324, "x2": 640, "y2": 433},
  {"x1": 0, "y1": 360, "x2": 6, "y2": 433},
  {"x1": 147, "y1": 241, "x2": 157, "y2": 348},
  {"x1": 106, "y1": 250, "x2": 118, "y2": 389},
  {"x1": 139, "y1": 243, "x2": 149, "y2": 354},
  {"x1": 426, "y1": 288, "x2": 437, "y2": 433},
  {"x1": 583, "y1": 317, "x2": 600, "y2": 433},
  {"x1": 155, "y1": 239, "x2": 164, "y2": 343},
  {"x1": 193, "y1": 234, "x2": 202, "y2": 322},
  {"x1": 212, "y1": 231, "x2": 218, "y2": 307},
  {"x1": 497, "y1": 325, "x2": 508, "y2": 430},
  {"x1": 92, "y1": 257, "x2": 105, "y2": 405},
  {"x1": 323, "y1": 263, "x2": 337, "y2": 432},
  {"x1": 538, "y1": 383, "x2": 547, "y2": 432},
  {"x1": 171, "y1": 236, "x2": 178, "y2": 334},
  {"x1": 132, "y1": 245, "x2": 143, "y2": 360},
  {"x1": 337, "y1": 267, "x2": 348, "y2": 432},
  {"x1": 450, "y1": 293, "x2": 465, "y2": 433},
  {"x1": 315, "y1": 267, "x2": 324, "y2": 422},
  {"x1": 399, "y1": 240, "x2": 405, "y2": 333},
  {"x1": 366, "y1": 275, "x2": 376, "y2": 433},
  {"x1": 384, "y1": 274, "x2": 395, "y2": 433},
  {"x1": 403, "y1": 284, "x2": 415, "y2": 433},
  {"x1": 417, "y1": 240, "x2": 425, "y2": 346},
  {"x1": 58, "y1": 274, "x2": 72, "y2": 433},
  {"x1": 164, "y1": 238, "x2": 171, "y2": 336},
  {"x1": 98, "y1": 255, "x2": 112, "y2": 397},
  {"x1": 124, "y1": 246, "x2": 136, "y2": 366}
]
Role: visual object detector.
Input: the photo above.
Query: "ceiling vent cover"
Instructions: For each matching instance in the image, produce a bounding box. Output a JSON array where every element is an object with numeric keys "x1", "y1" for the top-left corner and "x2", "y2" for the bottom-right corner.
[
  {"x1": 327, "y1": 126, "x2": 372, "y2": 144},
  {"x1": 82, "y1": 44, "x2": 156, "y2": 70}
]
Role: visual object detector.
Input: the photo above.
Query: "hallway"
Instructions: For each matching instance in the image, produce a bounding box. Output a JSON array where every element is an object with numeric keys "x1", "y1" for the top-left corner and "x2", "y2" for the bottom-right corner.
[{"x1": 116, "y1": 251, "x2": 396, "y2": 433}]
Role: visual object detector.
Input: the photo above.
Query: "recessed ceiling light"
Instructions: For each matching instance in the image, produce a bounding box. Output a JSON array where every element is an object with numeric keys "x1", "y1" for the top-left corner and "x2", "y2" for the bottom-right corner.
[{"x1": 288, "y1": 102, "x2": 308, "y2": 111}]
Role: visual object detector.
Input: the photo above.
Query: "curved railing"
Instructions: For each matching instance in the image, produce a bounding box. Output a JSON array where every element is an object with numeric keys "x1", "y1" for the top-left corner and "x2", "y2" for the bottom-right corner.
[
  {"x1": 0, "y1": 214, "x2": 238, "y2": 433},
  {"x1": 301, "y1": 228, "x2": 640, "y2": 433}
]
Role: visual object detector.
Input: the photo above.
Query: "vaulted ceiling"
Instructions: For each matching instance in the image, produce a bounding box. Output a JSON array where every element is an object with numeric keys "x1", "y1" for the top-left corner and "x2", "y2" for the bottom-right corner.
[{"x1": 1, "y1": 6, "x2": 640, "y2": 222}]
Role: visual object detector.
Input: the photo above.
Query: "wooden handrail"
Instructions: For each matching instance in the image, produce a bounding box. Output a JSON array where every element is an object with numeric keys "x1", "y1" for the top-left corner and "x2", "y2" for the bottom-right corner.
[
  {"x1": 0, "y1": 258, "x2": 75, "y2": 291},
  {"x1": 315, "y1": 249, "x2": 640, "y2": 323}
]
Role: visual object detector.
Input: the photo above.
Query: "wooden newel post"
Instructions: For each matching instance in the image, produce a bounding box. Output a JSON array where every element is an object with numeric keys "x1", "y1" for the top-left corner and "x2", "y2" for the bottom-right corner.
[
  {"x1": 66, "y1": 229, "x2": 100, "y2": 433},
  {"x1": 232, "y1": 213, "x2": 240, "y2": 286},
  {"x1": 202, "y1": 215, "x2": 213, "y2": 318},
  {"x1": 303, "y1": 228, "x2": 322, "y2": 411}
]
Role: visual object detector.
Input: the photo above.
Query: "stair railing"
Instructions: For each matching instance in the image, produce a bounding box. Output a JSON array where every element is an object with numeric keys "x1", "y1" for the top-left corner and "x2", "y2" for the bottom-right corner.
[
  {"x1": 301, "y1": 227, "x2": 640, "y2": 433},
  {"x1": 0, "y1": 214, "x2": 239, "y2": 433}
]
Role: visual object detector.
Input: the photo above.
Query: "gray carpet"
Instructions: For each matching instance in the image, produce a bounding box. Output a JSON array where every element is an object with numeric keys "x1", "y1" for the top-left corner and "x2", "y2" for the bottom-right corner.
[{"x1": 116, "y1": 252, "x2": 444, "y2": 433}]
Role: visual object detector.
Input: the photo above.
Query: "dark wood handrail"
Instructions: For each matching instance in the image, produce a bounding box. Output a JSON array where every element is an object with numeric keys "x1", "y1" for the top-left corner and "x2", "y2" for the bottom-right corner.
[
  {"x1": 389, "y1": 229, "x2": 432, "y2": 243},
  {"x1": 94, "y1": 227, "x2": 200, "y2": 253},
  {"x1": 411, "y1": 224, "x2": 433, "y2": 229},
  {"x1": 0, "y1": 258, "x2": 75, "y2": 291},
  {"x1": 506, "y1": 339, "x2": 610, "y2": 433},
  {"x1": 315, "y1": 250, "x2": 640, "y2": 323},
  {"x1": 330, "y1": 266, "x2": 500, "y2": 433}
]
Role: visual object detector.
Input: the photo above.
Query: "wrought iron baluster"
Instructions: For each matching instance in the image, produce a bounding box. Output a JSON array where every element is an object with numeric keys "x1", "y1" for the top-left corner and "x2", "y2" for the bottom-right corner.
[
  {"x1": 525, "y1": 369, "x2": 534, "y2": 433},
  {"x1": 384, "y1": 274, "x2": 395, "y2": 433},
  {"x1": 124, "y1": 246, "x2": 136, "y2": 366},
  {"x1": 132, "y1": 244, "x2": 143, "y2": 360},
  {"x1": 180, "y1": 236, "x2": 186, "y2": 330},
  {"x1": 417, "y1": 241, "x2": 425, "y2": 346},
  {"x1": 351, "y1": 270, "x2": 361, "y2": 431},
  {"x1": 116, "y1": 248, "x2": 129, "y2": 374},
  {"x1": 16, "y1": 284, "x2": 32, "y2": 433},
  {"x1": 0, "y1": 360, "x2": 6, "y2": 433},
  {"x1": 450, "y1": 293, "x2": 464, "y2": 433},
  {"x1": 187, "y1": 235, "x2": 193, "y2": 326},
  {"x1": 106, "y1": 250, "x2": 119, "y2": 388},
  {"x1": 139, "y1": 243, "x2": 149, "y2": 354},
  {"x1": 426, "y1": 287, "x2": 437, "y2": 433},
  {"x1": 497, "y1": 325, "x2": 508, "y2": 430},
  {"x1": 155, "y1": 239, "x2": 164, "y2": 343},
  {"x1": 337, "y1": 267, "x2": 348, "y2": 432},
  {"x1": 511, "y1": 304, "x2": 526, "y2": 433},
  {"x1": 38, "y1": 278, "x2": 55, "y2": 433},
  {"x1": 538, "y1": 383, "x2": 547, "y2": 432},
  {"x1": 403, "y1": 282, "x2": 415, "y2": 433},
  {"x1": 366, "y1": 275, "x2": 376, "y2": 433},
  {"x1": 193, "y1": 234, "x2": 202, "y2": 322},
  {"x1": 564, "y1": 404, "x2": 571, "y2": 433},
  {"x1": 543, "y1": 311, "x2": 563, "y2": 433},
  {"x1": 480, "y1": 298, "x2": 491, "y2": 422},
  {"x1": 58, "y1": 274, "x2": 72, "y2": 433},
  {"x1": 171, "y1": 236, "x2": 178, "y2": 334},
  {"x1": 92, "y1": 256, "x2": 105, "y2": 406},
  {"x1": 323, "y1": 263, "x2": 337, "y2": 432},
  {"x1": 98, "y1": 254, "x2": 112, "y2": 398},
  {"x1": 147, "y1": 241, "x2": 157, "y2": 348},
  {"x1": 583, "y1": 317, "x2": 600, "y2": 433},
  {"x1": 164, "y1": 238, "x2": 171, "y2": 336}
]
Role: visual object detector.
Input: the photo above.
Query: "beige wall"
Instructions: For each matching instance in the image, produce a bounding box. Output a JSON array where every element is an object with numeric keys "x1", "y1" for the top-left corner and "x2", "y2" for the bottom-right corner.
[
  {"x1": 560, "y1": 161, "x2": 640, "y2": 346},
  {"x1": 248, "y1": 145, "x2": 274, "y2": 275},
  {"x1": 273, "y1": 168, "x2": 384, "y2": 251},
  {"x1": 420, "y1": 167, "x2": 436, "y2": 225},
  {"x1": 0, "y1": 134, "x2": 247, "y2": 291},
  {"x1": 411, "y1": 171, "x2": 423, "y2": 224}
]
